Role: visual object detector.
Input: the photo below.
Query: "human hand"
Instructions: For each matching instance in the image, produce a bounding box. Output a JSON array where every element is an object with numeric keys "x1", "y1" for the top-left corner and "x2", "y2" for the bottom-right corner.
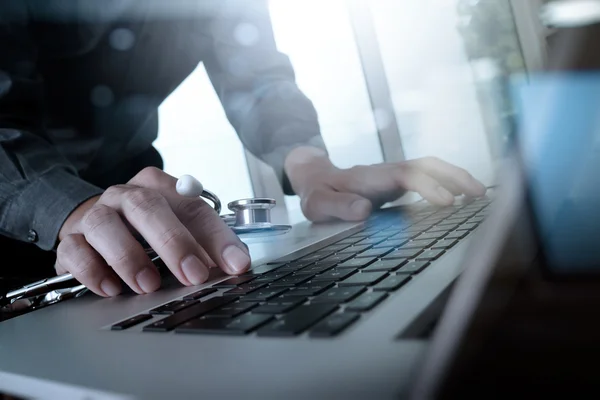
[
  {"x1": 56, "y1": 167, "x2": 251, "y2": 297},
  {"x1": 285, "y1": 147, "x2": 487, "y2": 222}
]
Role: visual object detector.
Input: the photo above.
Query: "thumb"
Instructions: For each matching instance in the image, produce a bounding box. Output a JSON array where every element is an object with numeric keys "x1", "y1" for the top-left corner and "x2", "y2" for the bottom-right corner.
[{"x1": 302, "y1": 188, "x2": 372, "y2": 222}]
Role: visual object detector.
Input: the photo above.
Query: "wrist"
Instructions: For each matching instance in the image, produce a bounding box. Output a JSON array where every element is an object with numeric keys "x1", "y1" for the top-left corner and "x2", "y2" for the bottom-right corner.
[
  {"x1": 284, "y1": 146, "x2": 336, "y2": 194},
  {"x1": 58, "y1": 195, "x2": 101, "y2": 241}
]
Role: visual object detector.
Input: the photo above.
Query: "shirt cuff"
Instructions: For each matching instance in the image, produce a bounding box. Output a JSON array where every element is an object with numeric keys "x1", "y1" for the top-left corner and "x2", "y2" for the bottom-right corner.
[
  {"x1": 260, "y1": 133, "x2": 328, "y2": 196},
  {"x1": 2, "y1": 168, "x2": 104, "y2": 251}
]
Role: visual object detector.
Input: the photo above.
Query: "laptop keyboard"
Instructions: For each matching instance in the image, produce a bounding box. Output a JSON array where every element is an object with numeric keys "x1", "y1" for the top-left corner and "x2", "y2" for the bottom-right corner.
[{"x1": 110, "y1": 197, "x2": 491, "y2": 337}]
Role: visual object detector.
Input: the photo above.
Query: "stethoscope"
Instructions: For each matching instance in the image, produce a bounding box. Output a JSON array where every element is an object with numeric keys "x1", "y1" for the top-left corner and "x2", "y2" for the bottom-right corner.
[
  {"x1": 1, "y1": 175, "x2": 291, "y2": 309},
  {"x1": 175, "y1": 175, "x2": 291, "y2": 237}
]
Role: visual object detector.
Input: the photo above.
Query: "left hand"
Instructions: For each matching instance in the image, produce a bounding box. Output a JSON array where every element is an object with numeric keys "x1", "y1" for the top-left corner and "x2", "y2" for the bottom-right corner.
[{"x1": 285, "y1": 147, "x2": 487, "y2": 222}]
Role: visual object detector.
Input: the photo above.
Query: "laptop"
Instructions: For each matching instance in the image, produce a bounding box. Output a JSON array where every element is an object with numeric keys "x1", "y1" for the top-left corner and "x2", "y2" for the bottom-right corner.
[{"x1": 0, "y1": 187, "x2": 496, "y2": 399}]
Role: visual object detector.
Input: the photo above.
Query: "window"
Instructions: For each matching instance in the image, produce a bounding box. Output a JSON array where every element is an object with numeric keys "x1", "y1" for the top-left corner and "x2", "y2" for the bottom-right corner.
[
  {"x1": 155, "y1": 64, "x2": 254, "y2": 208},
  {"x1": 369, "y1": 0, "x2": 526, "y2": 186},
  {"x1": 269, "y1": 0, "x2": 385, "y2": 215}
]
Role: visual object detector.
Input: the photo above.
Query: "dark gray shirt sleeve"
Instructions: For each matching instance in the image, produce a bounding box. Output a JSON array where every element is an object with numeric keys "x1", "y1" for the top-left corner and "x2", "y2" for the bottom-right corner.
[
  {"x1": 0, "y1": 21, "x2": 104, "y2": 251},
  {"x1": 203, "y1": 0, "x2": 329, "y2": 194}
]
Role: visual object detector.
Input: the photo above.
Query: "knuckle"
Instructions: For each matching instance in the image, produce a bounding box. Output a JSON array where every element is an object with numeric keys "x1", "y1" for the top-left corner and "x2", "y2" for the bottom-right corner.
[
  {"x1": 81, "y1": 204, "x2": 115, "y2": 233},
  {"x1": 136, "y1": 166, "x2": 164, "y2": 183},
  {"x1": 157, "y1": 226, "x2": 188, "y2": 250},
  {"x1": 300, "y1": 190, "x2": 321, "y2": 220},
  {"x1": 124, "y1": 188, "x2": 166, "y2": 214},
  {"x1": 456, "y1": 168, "x2": 472, "y2": 182},
  {"x1": 176, "y1": 198, "x2": 215, "y2": 222},
  {"x1": 102, "y1": 185, "x2": 126, "y2": 201},
  {"x1": 56, "y1": 234, "x2": 81, "y2": 260}
]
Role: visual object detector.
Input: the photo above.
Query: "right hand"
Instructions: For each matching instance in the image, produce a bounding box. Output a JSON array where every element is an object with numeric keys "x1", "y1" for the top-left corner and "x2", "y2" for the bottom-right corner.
[{"x1": 56, "y1": 167, "x2": 251, "y2": 297}]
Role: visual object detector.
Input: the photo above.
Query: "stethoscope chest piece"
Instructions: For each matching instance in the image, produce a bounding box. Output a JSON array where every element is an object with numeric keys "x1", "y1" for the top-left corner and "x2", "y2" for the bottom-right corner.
[
  {"x1": 225, "y1": 198, "x2": 292, "y2": 237},
  {"x1": 175, "y1": 175, "x2": 291, "y2": 238}
]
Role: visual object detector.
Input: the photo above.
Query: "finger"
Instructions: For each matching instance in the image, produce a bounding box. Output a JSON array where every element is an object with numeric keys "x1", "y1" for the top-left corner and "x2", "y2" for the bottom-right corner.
[
  {"x1": 301, "y1": 188, "x2": 372, "y2": 222},
  {"x1": 56, "y1": 233, "x2": 122, "y2": 297},
  {"x1": 410, "y1": 157, "x2": 487, "y2": 197},
  {"x1": 199, "y1": 246, "x2": 217, "y2": 268},
  {"x1": 75, "y1": 202, "x2": 161, "y2": 294},
  {"x1": 55, "y1": 260, "x2": 67, "y2": 275},
  {"x1": 99, "y1": 186, "x2": 212, "y2": 286},
  {"x1": 128, "y1": 168, "x2": 251, "y2": 276},
  {"x1": 395, "y1": 165, "x2": 456, "y2": 206}
]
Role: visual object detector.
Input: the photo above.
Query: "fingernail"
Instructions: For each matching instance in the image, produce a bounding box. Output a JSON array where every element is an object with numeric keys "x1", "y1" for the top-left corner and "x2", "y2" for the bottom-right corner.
[
  {"x1": 223, "y1": 245, "x2": 251, "y2": 274},
  {"x1": 437, "y1": 187, "x2": 454, "y2": 203},
  {"x1": 100, "y1": 279, "x2": 121, "y2": 297},
  {"x1": 181, "y1": 255, "x2": 209, "y2": 285},
  {"x1": 135, "y1": 268, "x2": 161, "y2": 293},
  {"x1": 351, "y1": 199, "x2": 371, "y2": 216}
]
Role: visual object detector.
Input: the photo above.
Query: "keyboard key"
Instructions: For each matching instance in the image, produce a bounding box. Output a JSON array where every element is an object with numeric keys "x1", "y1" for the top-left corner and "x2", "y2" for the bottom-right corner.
[
  {"x1": 176, "y1": 314, "x2": 274, "y2": 335},
  {"x1": 354, "y1": 248, "x2": 394, "y2": 258},
  {"x1": 246, "y1": 263, "x2": 286, "y2": 275},
  {"x1": 312, "y1": 268, "x2": 358, "y2": 282},
  {"x1": 213, "y1": 276, "x2": 257, "y2": 288},
  {"x1": 399, "y1": 239, "x2": 436, "y2": 249},
  {"x1": 223, "y1": 283, "x2": 267, "y2": 296},
  {"x1": 323, "y1": 244, "x2": 351, "y2": 252},
  {"x1": 431, "y1": 239, "x2": 458, "y2": 249},
  {"x1": 445, "y1": 230, "x2": 469, "y2": 240},
  {"x1": 280, "y1": 260, "x2": 316, "y2": 271},
  {"x1": 182, "y1": 287, "x2": 218, "y2": 300},
  {"x1": 257, "y1": 304, "x2": 339, "y2": 336},
  {"x1": 346, "y1": 292, "x2": 388, "y2": 311},
  {"x1": 415, "y1": 232, "x2": 447, "y2": 241},
  {"x1": 320, "y1": 253, "x2": 355, "y2": 264},
  {"x1": 357, "y1": 237, "x2": 387, "y2": 246},
  {"x1": 416, "y1": 249, "x2": 445, "y2": 261},
  {"x1": 435, "y1": 223, "x2": 459, "y2": 230},
  {"x1": 372, "y1": 238, "x2": 408, "y2": 249},
  {"x1": 397, "y1": 261, "x2": 430, "y2": 274},
  {"x1": 338, "y1": 272, "x2": 387, "y2": 287},
  {"x1": 252, "y1": 271, "x2": 294, "y2": 284},
  {"x1": 239, "y1": 288, "x2": 289, "y2": 302},
  {"x1": 205, "y1": 302, "x2": 258, "y2": 318},
  {"x1": 384, "y1": 249, "x2": 423, "y2": 259},
  {"x1": 252, "y1": 297, "x2": 306, "y2": 314},
  {"x1": 149, "y1": 299, "x2": 198, "y2": 315},
  {"x1": 361, "y1": 259, "x2": 408, "y2": 272},
  {"x1": 446, "y1": 217, "x2": 468, "y2": 224},
  {"x1": 143, "y1": 296, "x2": 238, "y2": 332},
  {"x1": 269, "y1": 275, "x2": 313, "y2": 287},
  {"x1": 298, "y1": 252, "x2": 333, "y2": 263},
  {"x1": 338, "y1": 244, "x2": 371, "y2": 254},
  {"x1": 309, "y1": 312, "x2": 360, "y2": 337},
  {"x1": 311, "y1": 287, "x2": 365, "y2": 304},
  {"x1": 300, "y1": 263, "x2": 337, "y2": 275},
  {"x1": 337, "y1": 258, "x2": 377, "y2": 269},
  {"x1": 427, "y1": 226, "x2": 453, "y2": 233},
  {"x1": 372, "y1": 275, "x2": 411, "y2": 291},
  {"x1": 282, "y1": 282, "x2": 334, "y2": 297},
  {"x1": 456, "y1": 222, "x2": 479, "y2": 231},
  {"x1": 335, "y1": 237, "x2": 364, "y2": 245},
  {"x1": 389, "y1": 232, "x2": 417, "y2": 241},
  {"x1": 111, "y1": 314, "x2": 152, "y2": 330}
]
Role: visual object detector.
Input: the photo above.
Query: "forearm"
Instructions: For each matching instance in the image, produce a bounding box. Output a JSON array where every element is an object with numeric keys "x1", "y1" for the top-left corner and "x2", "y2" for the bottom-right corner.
[{"x1": 204, "y1": 0, "x2": 330, "y2": 193}]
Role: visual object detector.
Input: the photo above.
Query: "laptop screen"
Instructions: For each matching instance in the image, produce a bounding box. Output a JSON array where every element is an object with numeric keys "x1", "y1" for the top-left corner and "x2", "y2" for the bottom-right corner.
[{"x1": 513, "y1": 72, "x2": 600, "y2": 274}]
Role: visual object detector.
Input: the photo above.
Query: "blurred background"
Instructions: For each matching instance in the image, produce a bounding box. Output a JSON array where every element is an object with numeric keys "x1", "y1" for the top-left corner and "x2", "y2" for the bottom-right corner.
[{"x1": 155, "y1": 0, "x2": 549, "y2": 221}]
